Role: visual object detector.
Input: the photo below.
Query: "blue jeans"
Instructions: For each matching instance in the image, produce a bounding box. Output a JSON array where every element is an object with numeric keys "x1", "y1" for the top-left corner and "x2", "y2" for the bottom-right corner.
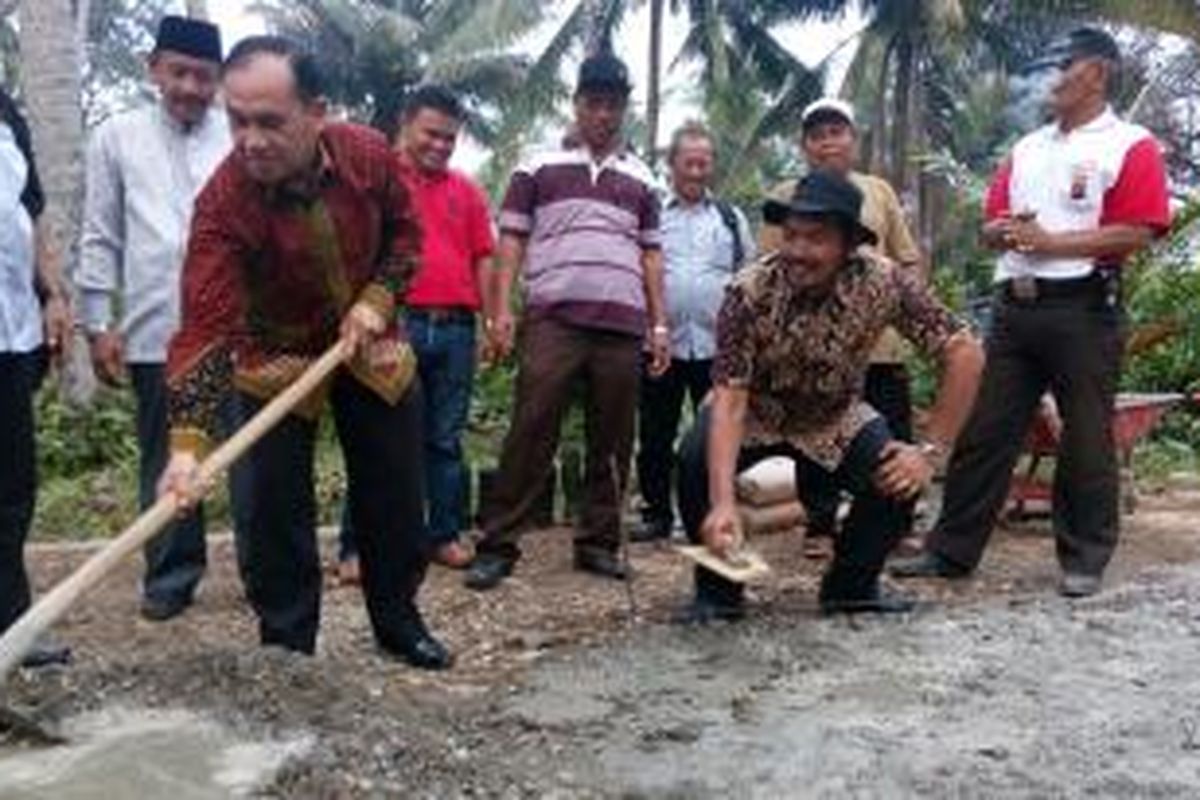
[{"x1": 340, "y1": 311, "x2": 476, "y2": 558}]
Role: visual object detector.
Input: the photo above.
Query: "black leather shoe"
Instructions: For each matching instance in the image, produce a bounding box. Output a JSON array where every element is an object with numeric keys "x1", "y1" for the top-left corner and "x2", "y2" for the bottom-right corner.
[
  {"x1": 20, "y1": 638, "x2": 72, "y2": 669},
  {"x1": 820, "y1": 588, "x2": 917, "y2": 615},
  {"x1": 384, "y1": 618, "x2": 453, "y2": 671},
  {"x1": 888, "y1": 551, "x2": 971, "y2": 580},
  {"x1": 140, "y1": 594, "x2": 191, "y2": 622},
  {"x1": 1059, "y1": 572, "x2": 1102, "y2": 598},
  {"x1": 673, "y1": 596, "x2": 746, "y2": 625},
  {"x1": 464, "y1": 554, "x2": 514, "y2": 591},
  {"x1": 574, "y1": 548, "x2": 631, "y2": 580},
  {"x1": 628, "y1": 519, "x2": 672, "y2": 543}
]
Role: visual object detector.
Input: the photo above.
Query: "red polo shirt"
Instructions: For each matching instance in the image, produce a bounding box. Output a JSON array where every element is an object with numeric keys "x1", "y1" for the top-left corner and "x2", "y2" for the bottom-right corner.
[{"x1": 399, "y1": 158, "x2": 495, "y2": 310}]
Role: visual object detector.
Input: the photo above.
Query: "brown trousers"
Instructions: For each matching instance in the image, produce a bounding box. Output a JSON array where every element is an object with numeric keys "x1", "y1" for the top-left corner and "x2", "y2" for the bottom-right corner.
[
  {"x1": 929, "y1": 275, "x2": 1123, "y2": 577},
  {"x1": 477, "y1": 315, "x2": 640, "y2": 561}
]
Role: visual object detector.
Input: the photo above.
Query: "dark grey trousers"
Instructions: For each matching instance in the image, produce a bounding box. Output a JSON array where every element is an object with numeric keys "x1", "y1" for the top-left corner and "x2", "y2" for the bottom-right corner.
[
  {"x1": 234, "y1": 374, "x2": 429, "y2": 654},
  {"x1": 131, "y1": 364, "x2": 207, "y2": 605},
  {"x1": 929, "y1": 276, "x2": 1123, "y2": 577}
]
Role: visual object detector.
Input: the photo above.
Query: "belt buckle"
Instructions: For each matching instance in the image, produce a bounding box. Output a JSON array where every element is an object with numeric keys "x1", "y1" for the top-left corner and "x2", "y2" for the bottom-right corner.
[{"x1": 1012, "y1": 275, "x2": 1038, "y2": 301}]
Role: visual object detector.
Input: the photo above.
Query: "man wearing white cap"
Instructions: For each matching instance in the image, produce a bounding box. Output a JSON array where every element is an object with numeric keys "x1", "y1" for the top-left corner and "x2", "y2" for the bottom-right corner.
[{"x1": 760, "y1": 98, "x2": 922, "y2": 555}]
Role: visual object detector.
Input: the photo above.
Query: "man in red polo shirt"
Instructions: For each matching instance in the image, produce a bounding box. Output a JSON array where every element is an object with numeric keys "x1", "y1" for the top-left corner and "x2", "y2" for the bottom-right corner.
[
  {"x1": 892, "y1": 28, "x2": 1171, "y2": 598},
  {"x1": 338, "y1": 85, "x2": 495, "y2": 578}
]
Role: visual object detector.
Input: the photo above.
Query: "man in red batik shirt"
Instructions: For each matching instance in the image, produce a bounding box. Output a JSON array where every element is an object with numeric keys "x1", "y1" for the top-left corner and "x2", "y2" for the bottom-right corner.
[{"x1": 158, "y1": 36, "x2": 450, "y2": 670}]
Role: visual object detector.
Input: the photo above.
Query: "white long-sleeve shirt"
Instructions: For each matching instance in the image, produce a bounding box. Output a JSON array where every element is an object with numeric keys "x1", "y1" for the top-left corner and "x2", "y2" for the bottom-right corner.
[
  {"x1": 0, "y1": 122, "x2": 40, "y2": 354},
  {"x1": 77, "y1": 103, "x2": 230, "y2": 363}
]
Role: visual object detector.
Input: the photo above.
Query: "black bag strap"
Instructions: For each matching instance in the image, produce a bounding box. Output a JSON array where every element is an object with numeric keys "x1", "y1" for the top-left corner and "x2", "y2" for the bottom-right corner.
[{"x1": 713, "y1": 199, "x2": 744, "y2": 269}]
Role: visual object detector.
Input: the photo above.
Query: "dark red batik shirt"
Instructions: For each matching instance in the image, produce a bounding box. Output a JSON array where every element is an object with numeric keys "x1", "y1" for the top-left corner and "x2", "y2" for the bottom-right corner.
[{"x1": 166, "y1": 123, "x2": 422, "y2": 454}]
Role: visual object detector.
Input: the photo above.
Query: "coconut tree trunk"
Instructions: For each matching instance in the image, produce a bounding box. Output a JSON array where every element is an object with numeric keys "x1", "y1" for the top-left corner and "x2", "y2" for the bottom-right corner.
[
  {"x1": 184, "y1": 0, "x2": 209, "y2": 20},
  {"x1": 19, "y1": 0, "x2": 92, "y2": 403},
  {"x1": 645, "y1": 0, "x2": 663, "y2": 166},
  {"x1": 890, "y1": 33, "x2": 914, "y2": 192}
]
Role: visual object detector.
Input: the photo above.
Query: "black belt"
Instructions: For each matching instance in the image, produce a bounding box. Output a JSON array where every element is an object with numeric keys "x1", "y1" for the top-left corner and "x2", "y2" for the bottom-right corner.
[
  {"x1": 406, "y1": 306, "x2": 475, "y2": 323},
  {"x1": 999, "y1": 272, "x2": 1108, "y2": 303}
]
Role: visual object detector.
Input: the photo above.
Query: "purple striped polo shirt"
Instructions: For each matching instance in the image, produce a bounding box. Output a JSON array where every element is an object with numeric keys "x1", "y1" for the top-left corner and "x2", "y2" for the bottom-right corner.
[{"x1": 498, "y1": 145, "x2": 662, "y2": 336}]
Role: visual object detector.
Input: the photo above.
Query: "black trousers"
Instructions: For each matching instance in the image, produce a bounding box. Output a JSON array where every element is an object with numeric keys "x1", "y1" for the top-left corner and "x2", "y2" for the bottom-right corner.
[
  {"x1": 130, "y1": 364, "x2": 207, "y2": 605},
  {"x1": 0, "y1": 351, "x2": 41, "y2": 633},
  {"x1": 798, "y1": 363, "x2": 914, "y2": 536},
  {"x1": 929, "y1": 281, "x2": 1123, "y2": 577},
  {"x1": 677, "y1": 407, "x2": 907, "y2": 606},
  {"x1": 233, "y1": 373, "x2": 429, "y2": 653},
  {"x1": 636, "y1": 357, "x2": 712, "y2": 528}
]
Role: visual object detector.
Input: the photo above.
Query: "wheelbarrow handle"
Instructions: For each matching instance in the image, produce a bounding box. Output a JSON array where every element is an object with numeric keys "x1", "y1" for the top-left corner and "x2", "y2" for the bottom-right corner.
[{"x1": 0, "y1": 340, "x2": 353, "y2": 684}]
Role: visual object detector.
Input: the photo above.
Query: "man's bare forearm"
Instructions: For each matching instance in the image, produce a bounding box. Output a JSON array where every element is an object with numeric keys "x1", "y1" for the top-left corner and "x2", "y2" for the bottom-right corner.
[
  {"x1": 1037, "y1": 223, "x2": 1154, "y2": 261},
  {"x1": 641, "y1": 247, "x2": 668, "y2": 327},
  {"x1": 493, "y1": 233, "x2": 526, "y2": 314},
  {"x1": 923, "y1": 331, "x2": 985, "y2": 447},
  {"x1": 707, "y1": 386, "x2": 748, "y2": 508},
  {"x1": 33, "y1": 220, "x2": 68, "y2": 300},
  {"x1": 473, "y1": 254, "x2": 495, "y2": 320}
]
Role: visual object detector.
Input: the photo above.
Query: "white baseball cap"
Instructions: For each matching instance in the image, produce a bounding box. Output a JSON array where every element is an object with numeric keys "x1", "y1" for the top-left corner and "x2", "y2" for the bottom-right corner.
[{"x1": 801, "y1": 98, "x2": 856, "y2": 130}]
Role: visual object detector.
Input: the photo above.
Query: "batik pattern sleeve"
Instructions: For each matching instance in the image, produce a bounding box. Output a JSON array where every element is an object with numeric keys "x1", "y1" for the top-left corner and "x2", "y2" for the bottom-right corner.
[
  {"x1": 712, "y1": 281, "x2": 757, "y2": 388},
  {"x1": 360, "y1": 156, "x2": 422, "y2": 319},
  {"x1": 165, "y1": 182, "x2": 244, "y2": 456},
  {"x1": 889, "y1": 267, "x2": 964, "y2": 362}
]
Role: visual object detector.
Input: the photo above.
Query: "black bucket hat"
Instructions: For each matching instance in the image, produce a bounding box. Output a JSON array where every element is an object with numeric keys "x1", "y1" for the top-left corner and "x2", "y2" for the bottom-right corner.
[{"x1": 762, "y1": 169, "x2": 877, "y2": 246}]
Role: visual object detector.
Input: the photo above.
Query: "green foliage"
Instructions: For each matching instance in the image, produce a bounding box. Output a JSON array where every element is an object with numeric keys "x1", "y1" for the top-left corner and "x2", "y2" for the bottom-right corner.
[
  {"x1": 34, "y1": 385, "x2": 139, "y2": 479},
  {"x1": 1122, "y1": 196, "x2": 1200, "y2": 394}
]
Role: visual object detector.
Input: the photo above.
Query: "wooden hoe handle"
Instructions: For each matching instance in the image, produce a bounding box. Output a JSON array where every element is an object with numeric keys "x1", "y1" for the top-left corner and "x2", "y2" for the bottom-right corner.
[{"x1": 0, "y1": 340, "x2": 352, "y2": 683}]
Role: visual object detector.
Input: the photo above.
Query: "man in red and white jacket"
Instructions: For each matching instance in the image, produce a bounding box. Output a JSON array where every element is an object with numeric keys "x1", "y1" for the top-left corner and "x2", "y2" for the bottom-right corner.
[{"x1": 892, "y1": 27, "x2": 1171, "y2": 597}]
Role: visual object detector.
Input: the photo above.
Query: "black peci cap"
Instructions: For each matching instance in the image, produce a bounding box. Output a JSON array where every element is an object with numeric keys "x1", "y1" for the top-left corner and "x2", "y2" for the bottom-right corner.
[{"x1": 154, "y1": 15, "x2": 223, "y2": 63}]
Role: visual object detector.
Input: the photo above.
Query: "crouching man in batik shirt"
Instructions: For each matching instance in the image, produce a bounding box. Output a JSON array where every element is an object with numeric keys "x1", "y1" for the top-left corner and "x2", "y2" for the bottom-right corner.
[
  {"x1": 158, "y1": 36, "x2": 450, "y2": 670},
  {"x1": 676, "y1": 170, "x2": 984, "y2": 622}
]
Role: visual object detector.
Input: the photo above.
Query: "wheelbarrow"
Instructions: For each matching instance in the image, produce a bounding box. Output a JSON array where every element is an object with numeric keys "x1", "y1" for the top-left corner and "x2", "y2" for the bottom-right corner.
[{"x1": 1006, "y1": 392, "x2": 1185, "y2": 519}]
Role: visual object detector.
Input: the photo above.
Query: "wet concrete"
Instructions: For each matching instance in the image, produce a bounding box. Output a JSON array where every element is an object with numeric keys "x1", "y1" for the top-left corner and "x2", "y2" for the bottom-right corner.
[
  {"x1": 494, "y1": 563, "x2": 1200, "y2": 798},
  {"x1": 0, "y1": 707, "x2": 311, "y2": 799}
]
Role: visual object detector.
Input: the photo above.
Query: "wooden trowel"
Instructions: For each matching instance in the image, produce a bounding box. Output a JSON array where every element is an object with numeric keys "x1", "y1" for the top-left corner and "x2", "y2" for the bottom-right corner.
[{"x1": 676, "y1": 544, "x2": 771, "y2": 583}]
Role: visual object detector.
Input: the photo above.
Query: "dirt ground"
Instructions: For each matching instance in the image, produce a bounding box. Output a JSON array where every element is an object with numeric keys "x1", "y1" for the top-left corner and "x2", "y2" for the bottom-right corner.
[{"x1": 5, "y1": 488, "x2": 1200, "y2": 798}]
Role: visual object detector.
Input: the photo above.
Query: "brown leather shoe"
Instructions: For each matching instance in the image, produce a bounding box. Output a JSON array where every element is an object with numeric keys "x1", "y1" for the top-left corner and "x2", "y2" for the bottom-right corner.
[{"x1": 433, "y1": 539, "x2": 475, "y2": 569}]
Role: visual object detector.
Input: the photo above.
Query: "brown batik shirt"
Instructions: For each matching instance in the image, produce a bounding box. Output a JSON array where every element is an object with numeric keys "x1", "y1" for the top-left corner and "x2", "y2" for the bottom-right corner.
[{"x1": 712, "y1": 252, "x2": 963, "y2": 470}]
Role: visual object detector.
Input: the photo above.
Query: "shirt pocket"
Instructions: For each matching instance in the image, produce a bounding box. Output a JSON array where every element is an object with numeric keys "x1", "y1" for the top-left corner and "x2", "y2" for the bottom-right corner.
[
  {"x1": 708, "y1": 223, "x2": 736, "y2": 272},
  {"x1": 1062, "y1": 159, "x2": 1102, "y2": 213}
]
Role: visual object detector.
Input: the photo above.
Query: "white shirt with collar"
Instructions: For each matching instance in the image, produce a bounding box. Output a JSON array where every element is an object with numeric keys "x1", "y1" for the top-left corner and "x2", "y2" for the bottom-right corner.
[
  {"x1": 77, "y1": 103, "x2": 231, "y2": 362},
  {"x1": 996, "y1": 106, "x2": 1159, "y2": 282},
  {"x1": 661, "y1": 191, "x2": 754, "y2": 360},
  {"x1": 0, "y1": 122, "x2": 40, "y2": 354}
]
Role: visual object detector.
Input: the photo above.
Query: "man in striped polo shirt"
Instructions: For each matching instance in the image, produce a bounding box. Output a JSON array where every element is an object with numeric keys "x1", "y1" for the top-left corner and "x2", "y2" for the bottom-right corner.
[{"x1": 465, "y1": 51, "x2": 670, "y2": 591}]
